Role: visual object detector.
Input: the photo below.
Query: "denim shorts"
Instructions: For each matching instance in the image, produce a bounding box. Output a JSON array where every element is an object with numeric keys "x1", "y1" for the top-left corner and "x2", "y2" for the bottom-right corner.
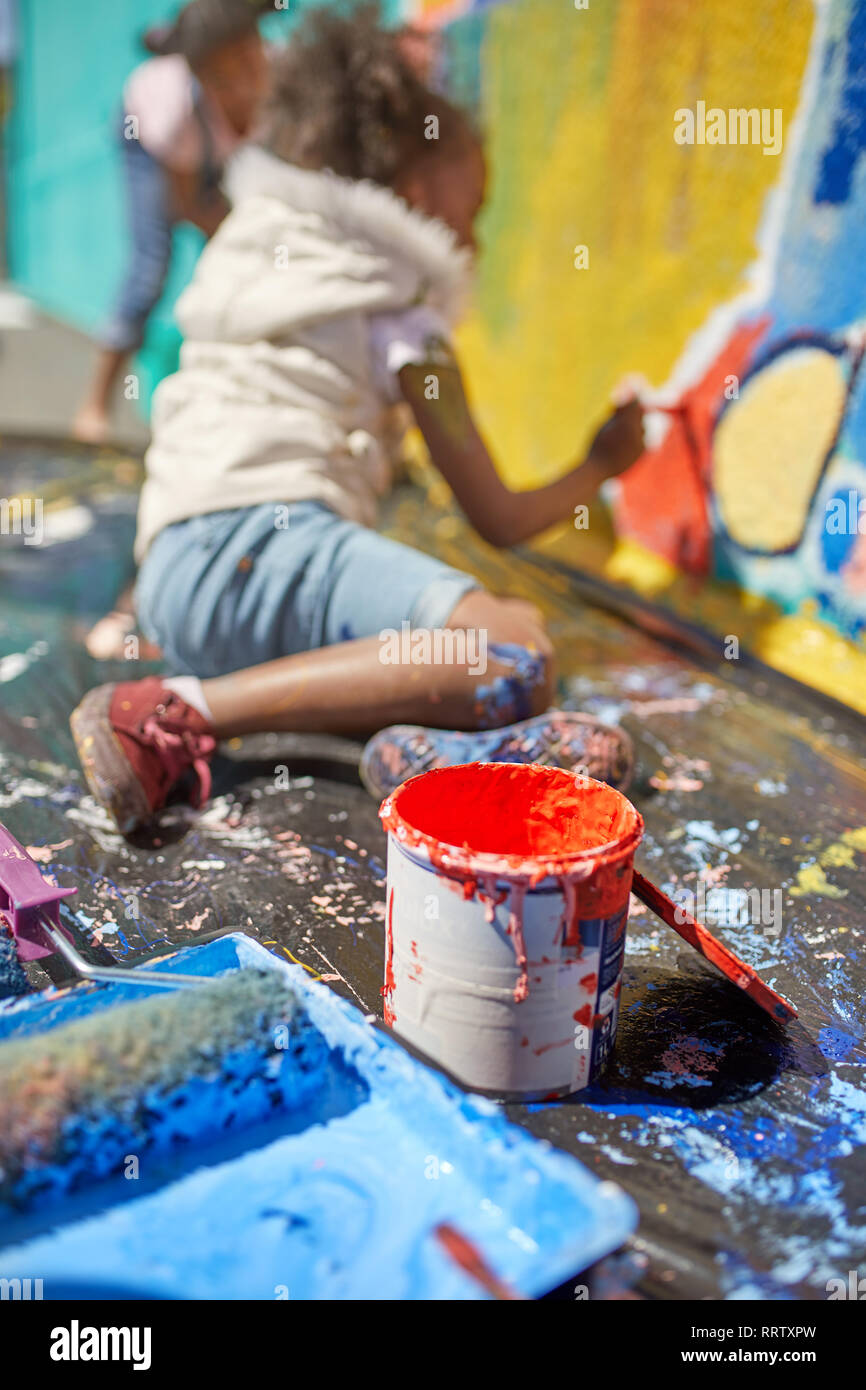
[{"x1": 135, "y1": 502, "x2": 481, "y2": 677}]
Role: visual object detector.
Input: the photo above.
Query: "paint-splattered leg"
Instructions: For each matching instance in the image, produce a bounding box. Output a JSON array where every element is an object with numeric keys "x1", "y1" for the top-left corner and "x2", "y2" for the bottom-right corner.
[
  {"x1": 70, "y1": 593, "x2": 631, "y2": 829},
  {"x1": 200, "y1": 591, "x2": 556, "y2": 738}
]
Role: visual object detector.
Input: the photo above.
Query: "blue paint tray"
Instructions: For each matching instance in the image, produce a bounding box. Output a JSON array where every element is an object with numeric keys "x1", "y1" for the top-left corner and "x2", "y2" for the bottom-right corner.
[{"x1": 0, "y1": 934, "x2": 636, "y2": 1299}]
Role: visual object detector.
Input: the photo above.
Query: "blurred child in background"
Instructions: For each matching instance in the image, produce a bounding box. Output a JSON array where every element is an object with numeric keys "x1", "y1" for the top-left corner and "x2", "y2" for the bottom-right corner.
[{"x1": 73, "y1": 0, "x2": 270, "y2": 445}]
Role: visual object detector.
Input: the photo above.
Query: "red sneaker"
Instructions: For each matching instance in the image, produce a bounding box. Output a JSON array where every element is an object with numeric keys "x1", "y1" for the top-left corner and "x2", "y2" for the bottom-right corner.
[{"x1": 70, "y1": 679, "x2": 216, "y2": 834}]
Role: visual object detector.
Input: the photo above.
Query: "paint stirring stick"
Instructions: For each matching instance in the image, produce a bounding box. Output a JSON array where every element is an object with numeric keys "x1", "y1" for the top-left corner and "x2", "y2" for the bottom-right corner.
[
  {"x1": 434, "y1": 1223, "x2": 528, "y2": 1301},
  {"x1": 630, "y1": 869, "x2": 797, "y2": 1023}
]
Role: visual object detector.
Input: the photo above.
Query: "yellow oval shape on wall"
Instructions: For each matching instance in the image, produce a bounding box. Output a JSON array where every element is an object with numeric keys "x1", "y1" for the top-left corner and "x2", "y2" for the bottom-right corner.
[{"x1": 713, "y1": 346, "x2": 847, "y2": 552}]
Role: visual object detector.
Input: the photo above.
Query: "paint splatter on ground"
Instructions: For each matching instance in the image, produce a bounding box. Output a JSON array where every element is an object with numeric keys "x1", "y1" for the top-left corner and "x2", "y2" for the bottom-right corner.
[{"x1": 1, "y1": 439, "x2": 865, "y2": 1299}]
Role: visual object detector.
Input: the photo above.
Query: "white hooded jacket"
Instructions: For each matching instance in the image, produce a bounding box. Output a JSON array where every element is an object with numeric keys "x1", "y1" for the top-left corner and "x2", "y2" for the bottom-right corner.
[{"x1": 135, "y1": 145, "x2": 473, "y2": 560}]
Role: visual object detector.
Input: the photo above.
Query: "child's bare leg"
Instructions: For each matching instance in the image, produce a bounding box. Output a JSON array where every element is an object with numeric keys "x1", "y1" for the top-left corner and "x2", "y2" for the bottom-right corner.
[
  {"x1": 72, "y1": 348, "x2": 128, "y2": 444},
  {"x1": 201, "y1": 591, "x2": 555, "y2": 737},
  {"x1": 70, "y1": 591, "x2": 634, "y2": 833}
]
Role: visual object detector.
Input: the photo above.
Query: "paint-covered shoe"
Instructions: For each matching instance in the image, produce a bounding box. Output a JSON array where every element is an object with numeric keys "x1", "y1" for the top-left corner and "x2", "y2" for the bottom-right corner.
[
  {"x1": 360, "y1": 710, "x2": 634, "y2": 801},
  {"x1": 70, "y1": 678, "x2": 216, "y2": 835}
]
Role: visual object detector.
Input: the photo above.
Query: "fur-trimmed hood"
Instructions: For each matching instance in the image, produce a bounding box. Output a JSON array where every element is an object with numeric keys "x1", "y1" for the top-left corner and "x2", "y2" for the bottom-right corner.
[{"x1": 175, "y1": 144, "x2": 474, "y2": 343}]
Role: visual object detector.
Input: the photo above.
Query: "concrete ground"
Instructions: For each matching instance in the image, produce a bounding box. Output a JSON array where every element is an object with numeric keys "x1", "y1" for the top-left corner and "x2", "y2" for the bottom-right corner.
[{"x1": 0, "y1": 285, "x2": 148, "y2": 447}]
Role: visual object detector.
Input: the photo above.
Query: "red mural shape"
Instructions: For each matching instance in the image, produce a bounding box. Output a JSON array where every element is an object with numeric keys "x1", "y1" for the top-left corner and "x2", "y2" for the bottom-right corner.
[{"x1": 614, "y1": 319, "x2": 771, "y2": 574}]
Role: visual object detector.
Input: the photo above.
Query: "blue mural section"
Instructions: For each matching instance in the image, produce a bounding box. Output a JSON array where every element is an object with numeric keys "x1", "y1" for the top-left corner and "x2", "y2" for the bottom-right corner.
[{"x1": 737, "y1": 0, "x2": 866, "y2": 635}]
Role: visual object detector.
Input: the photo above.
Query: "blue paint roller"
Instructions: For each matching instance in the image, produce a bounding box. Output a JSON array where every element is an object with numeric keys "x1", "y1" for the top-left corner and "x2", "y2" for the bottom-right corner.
[{"x1": 0, "y1": 820, "x2": 328, "y2": 1210}]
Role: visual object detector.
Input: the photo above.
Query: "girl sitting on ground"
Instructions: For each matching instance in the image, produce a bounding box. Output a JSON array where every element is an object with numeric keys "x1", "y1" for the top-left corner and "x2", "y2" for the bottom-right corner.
[{"x1": 71, "y1": 3, "x2": 645, "y2": 834}]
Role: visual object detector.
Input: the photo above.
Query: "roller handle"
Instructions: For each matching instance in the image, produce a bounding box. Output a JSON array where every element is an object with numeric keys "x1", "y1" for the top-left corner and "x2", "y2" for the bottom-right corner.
[
  {"x1": 0, "y1": 819, "x2": 202, "y2": 987},
  {"x1": 37, "y1": 916, "x2": 204, "y2": 990},
  {"x1": 0, "y1": 820, "x2": 77, "y2": 961}
]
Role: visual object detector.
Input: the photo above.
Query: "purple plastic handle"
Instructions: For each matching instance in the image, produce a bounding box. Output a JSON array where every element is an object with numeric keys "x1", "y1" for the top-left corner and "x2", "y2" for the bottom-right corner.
[{"x1": 0, "y1": 821, "x2": 76, "y2": 962}]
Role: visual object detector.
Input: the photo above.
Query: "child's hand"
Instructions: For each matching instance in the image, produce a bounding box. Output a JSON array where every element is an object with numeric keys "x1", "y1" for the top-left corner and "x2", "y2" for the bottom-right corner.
[{"x1": 587, "y1": 398, "x2": 647, "y2": 479}]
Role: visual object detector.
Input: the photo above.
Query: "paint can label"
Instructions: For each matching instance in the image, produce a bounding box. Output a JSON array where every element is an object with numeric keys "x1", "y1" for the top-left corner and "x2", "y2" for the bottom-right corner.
[{"x1": 580, "y1": 904, "x2": 628, "y2": 1080}]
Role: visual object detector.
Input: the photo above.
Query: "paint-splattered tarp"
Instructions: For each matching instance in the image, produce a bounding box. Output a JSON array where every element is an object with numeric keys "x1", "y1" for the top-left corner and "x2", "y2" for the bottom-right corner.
[{"x1": 1, "y1": 440, "x2": 864, "y2": 1300}]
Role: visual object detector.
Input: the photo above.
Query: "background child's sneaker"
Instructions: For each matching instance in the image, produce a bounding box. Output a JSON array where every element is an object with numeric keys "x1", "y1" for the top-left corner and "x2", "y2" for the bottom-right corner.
[
  {"x1": 360, "y1": 710, "x2": 634, "y2": 801},
  {"x1": 70, "y1": 678, "x2": 216, "y2": 835}
]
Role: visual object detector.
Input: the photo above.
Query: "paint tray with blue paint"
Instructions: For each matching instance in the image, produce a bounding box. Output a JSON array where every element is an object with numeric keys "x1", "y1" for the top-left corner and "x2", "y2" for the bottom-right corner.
[{"x1": 0, "y1": 933, "x2": 636, "y2": 1299}]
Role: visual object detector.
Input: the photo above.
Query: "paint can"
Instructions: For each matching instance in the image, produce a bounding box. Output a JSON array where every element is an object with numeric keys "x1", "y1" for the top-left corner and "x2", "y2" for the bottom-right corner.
[{"x1": 379, "y1": 763, "x2": 644, "y2": 1099}]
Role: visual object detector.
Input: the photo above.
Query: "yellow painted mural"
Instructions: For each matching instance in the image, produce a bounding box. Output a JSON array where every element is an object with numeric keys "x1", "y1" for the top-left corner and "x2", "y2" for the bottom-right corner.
[
  {"x1": 419, "y1": 0, "x2": 866, "y2": 712},
  {"x1": 457, "y1": 0, "x2": 814, "y2": 483}
]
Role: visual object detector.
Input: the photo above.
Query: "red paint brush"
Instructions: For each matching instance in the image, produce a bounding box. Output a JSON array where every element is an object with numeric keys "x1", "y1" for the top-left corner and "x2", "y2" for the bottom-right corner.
[
  {"x1": 434, "y1": 1222, "x2": 528, "y2": 1300},
  {"x1": 630, "y1": 869, "x2": 797, "y2": 1023}
]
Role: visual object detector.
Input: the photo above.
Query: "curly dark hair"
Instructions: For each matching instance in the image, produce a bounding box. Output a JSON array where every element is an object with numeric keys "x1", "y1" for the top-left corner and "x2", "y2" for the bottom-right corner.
[{"x1": 262, "y1": 3, "x2": 477, "y2": 189}]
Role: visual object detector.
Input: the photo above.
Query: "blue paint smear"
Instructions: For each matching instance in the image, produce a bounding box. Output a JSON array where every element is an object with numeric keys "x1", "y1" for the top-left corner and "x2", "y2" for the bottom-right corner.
[
  {"x1": 817, "y1": 1024, "x2": 860, "y2": 1061},
  {"x1": 710, "y1": 0, "x2": 866, "y2": 635},
  {"x1": 815, "y1": 7, "x2": 866, "y2": 204},
  {"x1": 573, "y1": 1073, "x2": 866, "y2": 1296},
  {"x1": 820, "y1": 489, "x2": 863, "y2": 571},
  {"x1": 476, "y1": 643, "x2": 546, "y2": 727}
]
